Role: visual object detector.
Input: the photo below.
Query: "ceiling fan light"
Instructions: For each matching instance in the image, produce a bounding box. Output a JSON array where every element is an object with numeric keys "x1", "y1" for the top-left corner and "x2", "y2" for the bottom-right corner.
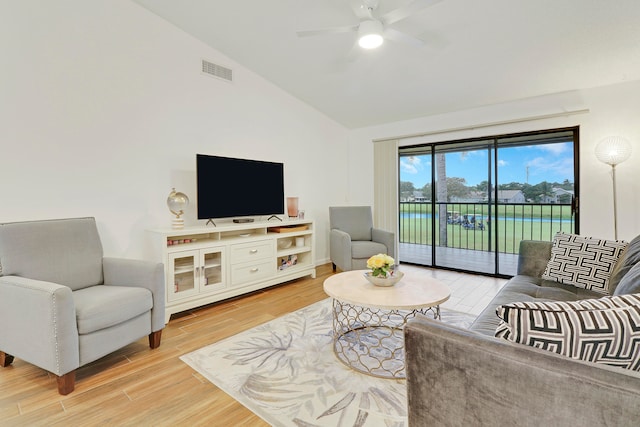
[
  {"x1": 359, "y1": 34, "x2": 383, "y2": 49},
  {"x1": 358, "y1": 20, "x2": 384, "y2": 49}
]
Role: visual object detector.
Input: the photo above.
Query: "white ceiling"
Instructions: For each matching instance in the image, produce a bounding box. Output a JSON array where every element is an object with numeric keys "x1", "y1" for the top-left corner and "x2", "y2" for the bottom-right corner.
[{"x1": 133, "y1": 0, "x2": 640, "y2": 129}]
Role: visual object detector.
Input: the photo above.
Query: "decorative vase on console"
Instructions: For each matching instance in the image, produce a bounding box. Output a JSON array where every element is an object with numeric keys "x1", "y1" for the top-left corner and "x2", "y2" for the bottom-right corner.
[{"x1": 287, "y1": 197, "x2": 299, "y2": 218}]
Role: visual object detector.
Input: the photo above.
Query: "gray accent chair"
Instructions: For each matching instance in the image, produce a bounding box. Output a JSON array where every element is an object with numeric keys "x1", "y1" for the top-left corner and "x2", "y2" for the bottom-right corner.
[
  {"x1": 0, "y1": 217, "x2": 165, "y2": 395},
  {"x1": 329, "y1": 206, "x2": 395, "y2": 272}
]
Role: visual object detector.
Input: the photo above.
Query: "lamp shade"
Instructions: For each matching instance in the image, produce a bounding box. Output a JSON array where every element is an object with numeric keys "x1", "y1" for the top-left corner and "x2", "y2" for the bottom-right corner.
[
  {"x1": 358, "y1": 20, "x2": 384, "y2": 49},
  {"x1": 595, "y1": 136, "x2": 632, "y2": 166}
]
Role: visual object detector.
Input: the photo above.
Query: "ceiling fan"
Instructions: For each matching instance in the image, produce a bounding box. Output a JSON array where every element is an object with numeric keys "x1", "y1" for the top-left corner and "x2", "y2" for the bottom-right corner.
[{"x1": 296, "y1": 0, "x2": 443, "y2": 49}]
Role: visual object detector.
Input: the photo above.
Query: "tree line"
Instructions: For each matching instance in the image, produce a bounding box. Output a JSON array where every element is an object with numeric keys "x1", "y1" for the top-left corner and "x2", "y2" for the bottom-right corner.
[{"x1": 401, "y1": 178, "x2": 574, "y2": 203}]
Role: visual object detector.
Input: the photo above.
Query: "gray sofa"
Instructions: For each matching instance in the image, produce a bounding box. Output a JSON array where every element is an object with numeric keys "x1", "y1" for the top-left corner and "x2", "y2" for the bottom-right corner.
[
  {"x1": 405, "y1": 238, "x2": 640, "y2": 426},
  {"x1": 0, "y1": 217, "x2": 165, "y2": 394}
]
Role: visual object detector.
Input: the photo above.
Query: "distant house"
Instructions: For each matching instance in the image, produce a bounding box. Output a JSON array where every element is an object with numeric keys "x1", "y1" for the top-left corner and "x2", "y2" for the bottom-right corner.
[
  {"x1": 553, "y1": 187, "x2": 574, "y2": 203},
  {"x1": 496, "y1": 190, "x2": 525, "y2": 203},
  {"x1": 450, "y1": 191, "x2": 486, "y2": 203},
  {"x1": 413, "y1": 191, "x2": 429, "y2": 202},
  {"x1": 402, "y1": 191, "x2": 429, "y2": 202},
  {"x1": 541, "y1": 187, "x2": 574, "y2": 203},
  {"x1": 451, "y1": 190, "x2": 525, "y2": 203}
]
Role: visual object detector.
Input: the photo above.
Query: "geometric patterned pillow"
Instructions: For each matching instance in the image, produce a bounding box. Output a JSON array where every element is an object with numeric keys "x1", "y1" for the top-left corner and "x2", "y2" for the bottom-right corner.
[
  {"x1": 495, "y1": 294, "x2": 640, "y2": 371},
  {"x1": 542, "y1": 232, "x2": 628, "y2": 295}
]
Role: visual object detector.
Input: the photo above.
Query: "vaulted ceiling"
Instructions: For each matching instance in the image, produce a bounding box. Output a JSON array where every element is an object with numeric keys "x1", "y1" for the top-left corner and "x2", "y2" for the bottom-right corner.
[{"x1": 133, "y1": 0, "x2": 640, "y2": 128}]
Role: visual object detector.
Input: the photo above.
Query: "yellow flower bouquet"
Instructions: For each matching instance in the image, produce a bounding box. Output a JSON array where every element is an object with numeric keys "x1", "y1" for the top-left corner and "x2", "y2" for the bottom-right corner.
[{"x1": 367, "y1": 253, "x2": 395, "y2": 278}]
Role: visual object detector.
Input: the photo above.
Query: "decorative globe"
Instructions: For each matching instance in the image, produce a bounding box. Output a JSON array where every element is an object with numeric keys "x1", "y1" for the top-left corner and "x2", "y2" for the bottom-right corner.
[
  {"x1": 167, "y1": 188, "x2": 189, "y2": 218},
  {"x1": 167, "y1": 188, "x2": 189, "y2": 229}
]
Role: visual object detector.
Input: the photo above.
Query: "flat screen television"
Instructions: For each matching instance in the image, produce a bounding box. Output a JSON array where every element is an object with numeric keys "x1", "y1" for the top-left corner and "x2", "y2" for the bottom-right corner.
[{"x1": 196, "y1": 154, "x2": 284, "y2": 220}]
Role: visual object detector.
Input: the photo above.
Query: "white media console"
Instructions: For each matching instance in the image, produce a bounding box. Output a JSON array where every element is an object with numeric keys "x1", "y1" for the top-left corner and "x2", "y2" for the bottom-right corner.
[{"x1": 147, "y1": 219, "x2": 316, "y2": 323}]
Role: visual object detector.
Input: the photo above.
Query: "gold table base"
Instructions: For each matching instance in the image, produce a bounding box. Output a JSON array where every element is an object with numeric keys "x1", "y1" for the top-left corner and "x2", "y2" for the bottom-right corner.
[{"x1": 331, "y1": 299, "x2": 440, "y2": 379}]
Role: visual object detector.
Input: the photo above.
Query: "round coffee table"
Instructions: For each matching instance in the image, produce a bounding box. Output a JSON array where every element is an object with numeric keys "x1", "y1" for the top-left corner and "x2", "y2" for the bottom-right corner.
[{"x1": 323, "y1": 269, "x2": 450, "y2": 378}]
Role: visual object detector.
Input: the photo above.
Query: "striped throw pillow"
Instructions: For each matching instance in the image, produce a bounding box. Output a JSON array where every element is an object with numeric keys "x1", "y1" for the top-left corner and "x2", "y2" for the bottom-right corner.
[{"x1": 495, "y1": 294, "x2": 640, "y2": 371}]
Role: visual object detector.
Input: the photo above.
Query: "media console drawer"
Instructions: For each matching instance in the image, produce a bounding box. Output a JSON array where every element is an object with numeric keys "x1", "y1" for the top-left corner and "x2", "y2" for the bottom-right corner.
[
  {"x1": 229, "y1": 240, "x2": 274, "y2": 264},
  {"x1": 230, "y1": 259, "x2": 274, "y2": 286}
]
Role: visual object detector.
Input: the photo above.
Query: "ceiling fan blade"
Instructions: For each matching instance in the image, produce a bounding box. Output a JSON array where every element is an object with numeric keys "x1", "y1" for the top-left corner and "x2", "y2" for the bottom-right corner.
[
  {"x1": 296, "y1": 24, "x2": 358, "y2": 38},
  {"x1": 380, "y1": 0, "x2": 443, "y2": 26},
  {"x1": 384, "y1": 28, "x2": 424, "y2": 48}
]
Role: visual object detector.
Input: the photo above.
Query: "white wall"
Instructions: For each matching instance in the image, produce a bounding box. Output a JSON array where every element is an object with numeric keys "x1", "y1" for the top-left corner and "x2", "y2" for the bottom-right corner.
[
  {"x1": 3, "y1": 2, "x2": 639, "y2": 269},
  {"x1": 349, "y1": 82, "x2": 640, "y2": 241},
  {"x1": 0, "y1": 0, "x2": 350, "y2": 262}
]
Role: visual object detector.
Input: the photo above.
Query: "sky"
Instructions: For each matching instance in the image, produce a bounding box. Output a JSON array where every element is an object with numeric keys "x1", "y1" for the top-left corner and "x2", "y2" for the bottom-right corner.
[{"x1": 400, "y1": 142, "x2": 574, "y2": 189}]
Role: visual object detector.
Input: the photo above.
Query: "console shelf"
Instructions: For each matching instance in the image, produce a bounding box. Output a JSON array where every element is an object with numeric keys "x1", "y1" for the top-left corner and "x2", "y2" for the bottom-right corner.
[{"x1": 148, "y1": 219, "x2": 316, "y2": 323}]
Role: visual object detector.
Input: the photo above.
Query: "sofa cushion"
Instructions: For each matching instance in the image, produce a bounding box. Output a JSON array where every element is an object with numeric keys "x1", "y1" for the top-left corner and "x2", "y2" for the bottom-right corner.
[
  {"x1": 73, "y1": 285, "x2": 152, "y2": 334},
  {"x1": 542, "y1": 232, "x2": 627, "y2": 295},
  {"x1": 469, "y1": 275, "x2": 602, "y2": 336},
  {"x1": 495, "y1": 294, "x2": 640, "y2": 371},
  {"x1": 614, "y1": 262, "x2": 640, "y2": 296},
  {"x1": 610, "y1": 234, "x2": 640, "y2": 294}
]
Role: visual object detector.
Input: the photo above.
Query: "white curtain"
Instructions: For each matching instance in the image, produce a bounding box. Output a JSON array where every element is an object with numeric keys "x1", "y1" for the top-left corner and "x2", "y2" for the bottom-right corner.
[{"x1": 373, "y1": 139, "x2": 399, "y2": 257}]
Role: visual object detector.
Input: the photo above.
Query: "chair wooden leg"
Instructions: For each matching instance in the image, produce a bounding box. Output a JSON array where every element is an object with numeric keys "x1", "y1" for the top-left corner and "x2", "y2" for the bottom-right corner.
[
  {"x1": 149, "y1": 330, "x2": 162, "y2": 349},
  {"x1": 0, "y1": 351, "x2": 14, "y2": 367},
  {"x1": 57, "y1": 371, "x2": 75, "y2": 395},
  {"x1": 332, "y1": 263, "x2": 336, "y2": 272}
]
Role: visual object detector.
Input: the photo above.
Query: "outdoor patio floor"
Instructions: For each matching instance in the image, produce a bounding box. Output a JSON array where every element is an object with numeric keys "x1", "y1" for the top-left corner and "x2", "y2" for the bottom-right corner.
[
  {"x1": 397, "y1": 263, "x2": 509, "y2": 316},
  {"x1": 399, "y1": 242, "x2": 519, "y2": 277}
]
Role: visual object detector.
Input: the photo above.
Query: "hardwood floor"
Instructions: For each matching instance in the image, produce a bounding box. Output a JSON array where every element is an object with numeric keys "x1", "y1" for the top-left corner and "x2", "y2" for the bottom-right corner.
[
  {"x1": 0, "y1": 265, "x2": 332, "y2": 426},
  {"x1": 0, "y1": 263, "x2": 505, "y2": 426}
]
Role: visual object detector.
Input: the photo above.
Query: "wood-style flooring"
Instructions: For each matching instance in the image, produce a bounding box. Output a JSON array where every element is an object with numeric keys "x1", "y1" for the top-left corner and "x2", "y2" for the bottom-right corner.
[
  {"x1": 0, "y1": 263, "x2": 505, "y2": 426},
  {"x1": 0, "y1": 265, "x2": 334, "y2": 426}
]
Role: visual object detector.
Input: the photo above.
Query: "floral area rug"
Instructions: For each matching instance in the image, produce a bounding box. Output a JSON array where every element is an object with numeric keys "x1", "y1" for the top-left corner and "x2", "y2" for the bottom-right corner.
[{"x1": 180, "y1": 298, "x2": 476, "y2": 427}]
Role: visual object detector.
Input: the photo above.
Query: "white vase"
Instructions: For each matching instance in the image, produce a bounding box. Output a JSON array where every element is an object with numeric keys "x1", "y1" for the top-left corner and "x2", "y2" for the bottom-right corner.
[{"x1": 363, "y1": 271, "x2": 404, "y2": 287}]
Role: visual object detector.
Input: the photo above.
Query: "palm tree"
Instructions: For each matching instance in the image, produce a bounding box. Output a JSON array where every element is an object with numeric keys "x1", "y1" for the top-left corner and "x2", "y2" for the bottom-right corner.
[{"x1": 436, "y1": 154, "x2": 447, "y2": 246}]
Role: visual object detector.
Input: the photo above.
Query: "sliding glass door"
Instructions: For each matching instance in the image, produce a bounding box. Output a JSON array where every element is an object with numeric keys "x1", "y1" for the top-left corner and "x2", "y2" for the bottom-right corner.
[{"x1": 399, "y1": 127, "x2": 578, "y2": 276}]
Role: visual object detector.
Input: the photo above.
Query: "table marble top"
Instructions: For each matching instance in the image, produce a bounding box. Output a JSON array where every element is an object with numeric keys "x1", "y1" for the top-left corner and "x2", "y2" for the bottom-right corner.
[{"x1": 323, "y1": 269, "x2": 451, "y2": 310}]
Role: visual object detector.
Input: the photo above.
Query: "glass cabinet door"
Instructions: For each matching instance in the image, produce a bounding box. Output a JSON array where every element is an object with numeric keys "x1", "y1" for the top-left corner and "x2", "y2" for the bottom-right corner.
[
  {"x1": 200, "y1": 248, "x2": 224, "y2": 292},
  {"x1": 168, "y1": 250, "x2": 199, "y2": 301}
]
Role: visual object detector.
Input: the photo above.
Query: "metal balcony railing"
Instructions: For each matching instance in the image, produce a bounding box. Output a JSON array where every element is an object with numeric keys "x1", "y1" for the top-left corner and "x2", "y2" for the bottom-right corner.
[{"x1": 399, "y1": 201, "x2": 575, "y2": 255}]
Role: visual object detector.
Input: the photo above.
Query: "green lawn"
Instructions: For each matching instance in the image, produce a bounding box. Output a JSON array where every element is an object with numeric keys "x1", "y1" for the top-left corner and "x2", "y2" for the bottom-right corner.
[{"x1": 400, "y1": 203, "x2": 574, "y2": 254}]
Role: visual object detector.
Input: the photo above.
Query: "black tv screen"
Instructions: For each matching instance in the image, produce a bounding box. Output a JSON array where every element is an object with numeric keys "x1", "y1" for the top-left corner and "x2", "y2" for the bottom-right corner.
[{"x1": 196, "y1": 154, "x2": 285, "y2": 220}]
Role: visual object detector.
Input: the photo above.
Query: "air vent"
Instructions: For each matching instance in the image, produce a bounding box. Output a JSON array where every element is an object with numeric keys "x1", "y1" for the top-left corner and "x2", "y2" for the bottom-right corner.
[{"x1": 202, "y1": 60, "x2": 233, "y2": 82}]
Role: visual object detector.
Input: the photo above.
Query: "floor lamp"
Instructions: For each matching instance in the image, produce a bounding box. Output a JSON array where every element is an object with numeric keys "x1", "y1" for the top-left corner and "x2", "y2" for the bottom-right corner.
[{"x1": 595, "y1": 136, "x2": 632, "y2": 240}]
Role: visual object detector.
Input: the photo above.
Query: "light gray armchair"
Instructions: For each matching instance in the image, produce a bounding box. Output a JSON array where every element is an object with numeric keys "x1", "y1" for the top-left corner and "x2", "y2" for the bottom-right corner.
[
  {"x1": 329, "y1": 206, "x2": 395, "y2": 272},
  {"x1": 0, "y1": 217, "x2": 165, "y2": 395}
]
